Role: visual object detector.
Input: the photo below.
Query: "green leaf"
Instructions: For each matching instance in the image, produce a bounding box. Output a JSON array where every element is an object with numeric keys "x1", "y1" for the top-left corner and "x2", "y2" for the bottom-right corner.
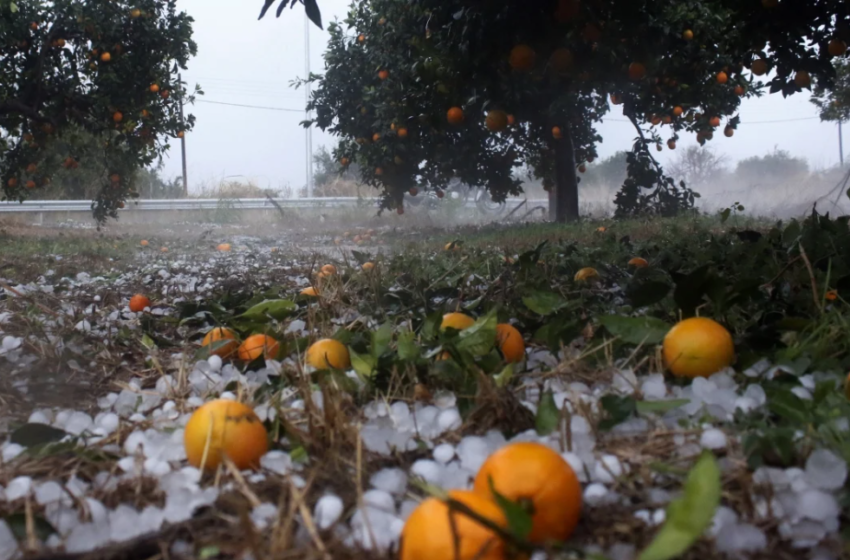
[
  {"x1": 719, "y1": 208, "x2": 731, "y2": 223},
  {"x1": 488, "y1": 478, "x2": 533, "y2": 540},
  {"x1": 766, "y1": 388, "x2": 811, "y2": 424},
  {"x1": 10, "y1": 2, "x2": 18, "y2": 13},
  {"x1": 421, "y1": 310, "x2": 443, "y2": 340},
  {"x1": 599, "y1": 395, "x2": 637, "y2": 431},
  {"x1": 456, "y1": 312, "x2": 498, "y2": 357},
  {"x1": 522, "y1": 291, "x2": 568, "y2": 315},
  {"x1": 397, "y1": 331, "x2": 421, "y2": 361},
  {"x1": 639, "y1": 452, "x2": 721, "y2": 560},
  {"x1": 6, "y1": 512, "x2": 55, "y2": 542},
  {"x1": 494, "y1": 362, "x2": 514, "y2": 388},
  {"x1": 372, "y1": 322, "x2": 393, "y2": 360},
  {"x1": 141, "y1": 333, "x2": 157, "y2": 350},
  {"x1": 351, "y1": 250, "x2": 371, "y2": 265},
  {"x1": 636, "y1": 399, "x2": 690, "y2": 415},
  {"x1": 303, "y1": 0, "x2": 323, "y2": 29},
  {"x1": 673, "y1": 265, "x2": 712, "y2": 316},
  {"x1": 199, "y1": 545, "x2": 220, "y2": 560},
  {"x1": 599, "y1": 315, "x2": 670, "y2": 345},
  {"x1": 535, "y1": 389, "x2": 560, "y2": 436},
  {"x1": 349, "y1": 348, "x2": 376, "y2": 380},
  {"x1": 238, "y1": 299, "x2": 296, "y2": 322},
  {"x1": 10, "y1": 424, "x2": 69, "y2": 447}
]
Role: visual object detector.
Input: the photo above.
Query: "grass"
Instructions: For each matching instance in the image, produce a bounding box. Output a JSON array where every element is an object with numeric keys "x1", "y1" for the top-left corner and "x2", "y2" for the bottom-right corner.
[{"x1": 1, "y1": 212, "x2": 849, "y2": 560}]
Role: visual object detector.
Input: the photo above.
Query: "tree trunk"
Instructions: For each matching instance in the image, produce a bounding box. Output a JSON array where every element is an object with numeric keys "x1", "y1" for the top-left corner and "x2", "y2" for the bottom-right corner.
[{"x1": 550, "y1": 125, "x2": 580, "y2": 223}]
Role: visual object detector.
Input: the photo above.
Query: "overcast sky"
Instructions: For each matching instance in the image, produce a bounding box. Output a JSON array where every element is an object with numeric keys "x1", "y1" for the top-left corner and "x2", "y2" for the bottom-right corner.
[{"x1": 160, "y1": 0, "x2": 846, "y2": 195}]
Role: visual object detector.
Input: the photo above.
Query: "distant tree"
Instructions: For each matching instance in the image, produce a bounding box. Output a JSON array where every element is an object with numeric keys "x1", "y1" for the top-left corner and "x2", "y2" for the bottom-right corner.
[
  {"x1": 313, "y1": 145, "x2": 359, "y2": 187},
  {"x1": 134, "y1": 167, "x2": 184, "y2": 199},
  {"x1": 0, "y1": 0, "x2": 198, "y2": 223},
  {"x1": 735, "y1": 148, "x2": 809, "y2": 184},
  {"x1": 668, "y1": 146, "x2": 728, "y2": 188},
  {"x1": 581, "y1": 151, "x2": 628, "y2": 189},
  {"x1": 811, "y1": 59, "x2": 850, "y2": 122}
]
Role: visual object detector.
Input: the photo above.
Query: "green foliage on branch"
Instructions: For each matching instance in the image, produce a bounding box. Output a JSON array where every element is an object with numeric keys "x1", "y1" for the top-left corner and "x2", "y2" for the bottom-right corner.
[
  {"x1": 295, "y1": 0, "x2": 850, "y2": 217},
  {"x1": 0, "y1": 0, "x2": 197, "y2": 223}
]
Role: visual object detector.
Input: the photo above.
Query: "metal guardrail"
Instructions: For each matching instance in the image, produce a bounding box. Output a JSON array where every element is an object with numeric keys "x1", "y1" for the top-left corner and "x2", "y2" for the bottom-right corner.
[{"x1": 0, "y1": 197, "x2": 548, "y2": 213}]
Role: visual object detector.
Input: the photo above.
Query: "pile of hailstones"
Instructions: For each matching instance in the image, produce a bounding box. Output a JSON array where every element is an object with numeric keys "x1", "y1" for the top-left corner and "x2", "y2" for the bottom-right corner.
[{"x1": 0, "y1": 350, "x2": 846, "y2": 559}]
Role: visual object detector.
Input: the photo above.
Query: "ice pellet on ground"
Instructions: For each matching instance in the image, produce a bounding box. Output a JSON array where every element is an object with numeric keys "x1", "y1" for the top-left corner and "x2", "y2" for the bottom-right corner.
[
  {"x1": 250, "y1": 503, "x2": 278, "y2": 530},
  {"x1": 805, "y1": 449, "x2": 847, "y2": 491},
  {"x1": 797, "y1": 490, "x2": 840, "y2": 522},
  {"x1": 35, "y1": 481, "x2": 65, "y2": 506},
  {"x1": 207, "y1": 355, "x2": 223, "y2": 372},
  {"x1": 640, "y1": 374, "x2": 667, "y2": 400},
  {"x1": 370, "y1": 468, "x2": 408, "y2": 496},
  {"x1": 314, "y1": 494, "x2": 344, "y2": 530},
  {"x1": 260, "y1": 451, "x2": 292, "y2": 475},
  {"x1": 583, "y1": 483, "x2": 608, "y2": 506},
  {"x1": 433, "y1": 443, "x2": 455, "y2": 464},
  {"x1": 562, "y1": 452, "x2": 586, "y2": 482},
  {"x1": 5, "y1": 477, "x2": 32, "y2": 501},
  {"x1": 410, "y1": 460, "x2": 442, "y2": 484},
  {"x1": 456, "y1": 436, "x2": 492, "y2": 472},
  {"x1": 63, "y1": 411, "x2": 93, "y2": 435},
  {"x1": 593, "y1": 454, "x2": 625, "y2": 484},
  {"x1": 700, "y1": 428, "x2": 727, "y2": 450},
  {"x1": 715, "y1": 523, "x2": 768, "y2": 555},
  {"x1": 0, "y1": 520, "x2": 18, "y2": 560},
  {"x1": 608, "y1": 543, "x2": 636, "y2": 560},
  {"x1": 612, "y1": 369, "x2": 638, "y2": 394},
  {"x1": 436, "y1": 408, "x2": 462, "y2": 431}
]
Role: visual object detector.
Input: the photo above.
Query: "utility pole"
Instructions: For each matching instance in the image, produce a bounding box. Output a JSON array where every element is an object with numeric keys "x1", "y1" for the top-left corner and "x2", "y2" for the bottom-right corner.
[
  {"x1": 178, "y1": 73, "x2": 188, "y2": 197},
  {"x1": 304, "y1": 12, "x2": 314, "y2": 197},
  {"x1": 840, "y1": 118, "x2": 845, "y2": 167}
]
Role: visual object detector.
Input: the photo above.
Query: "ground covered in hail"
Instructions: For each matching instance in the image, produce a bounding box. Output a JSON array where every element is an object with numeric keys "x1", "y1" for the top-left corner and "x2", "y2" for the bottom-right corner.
[{"x1": 0, "y1": 213, "x2": 849, "y2": 560}]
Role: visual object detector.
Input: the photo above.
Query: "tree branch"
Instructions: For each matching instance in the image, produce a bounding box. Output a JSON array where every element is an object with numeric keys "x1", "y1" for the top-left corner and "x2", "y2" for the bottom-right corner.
[
  {"x1": 625, "y1": 112, "x2": 666, "y2": 176},
  {"x1": 0, "y1": 100, "x2": 55, "y2": 125}
]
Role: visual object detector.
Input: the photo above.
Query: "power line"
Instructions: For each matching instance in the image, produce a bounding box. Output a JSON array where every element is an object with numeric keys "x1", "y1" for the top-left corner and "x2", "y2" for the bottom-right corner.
[
  {"x1": 607, "y1": 116, "x2": 820, "y2": 125},
  {"x1": 195, "y1": 99, "x2": 303, "y2": 112}
]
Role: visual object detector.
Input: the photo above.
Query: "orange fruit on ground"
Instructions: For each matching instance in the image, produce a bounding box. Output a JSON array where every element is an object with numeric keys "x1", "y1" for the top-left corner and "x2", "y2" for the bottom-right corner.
[
  {"x1": 150, "y1": 84, "x2": 160, "y2": 93},
  {"x1": 160, "y1": 247, "x2": 169, "y2": 253},
  {"x1": 129, "y1": 294, "x2": 151, "y2": 313},
  {"x1": 473, "y1": 442, "x2": 582, "y2": 543},
  {"x1": 628, "y1": 257, "x2": 649, "y2": 268},
  {"x1": 362, "y1": 262, "x2": 375, "y2": 272},
  {"x1": 829, "y1": 39, "x2": 848, "y2": 57},
  {"x1": 509, "y1": 44, "x2": 536, "y2": 71},
  {"x1": 306, "y1": 338, "x2": 351, "y2": 370},
  {"x1": 496, "y1": 324, "x2": 524, "y2": 363},
  {"x1": 716, "y1": 71, "x2": 728, "y2": 84},
  {"x1": 397, "y1": 127, "x2": 409, "y2": 138},
  {"x1": 751, "y1": 58, "x2": 768, "y2": 76},
  {"x1": 672, "y1": 106, "x2": 683, "y2": 117},
  {"x1": 485, "y1": 110, "x2": 509, "y2": 132},
  {"x1": 734, "y1": 85, "x2": 745, "y2": 96},
  {"x1": 794, "y1": 70, "x2": 811, "y2": 88},
  {"x1": 662, "y1": 317, "x2": 735, "y2": 378},
  {"x1": 400, "y1": 490, "x2": 508, "y2": 560},
  {"x1": 709, "y1": 116, "x2": 721, "y2": 127},
  {"x1": 238, "y1": 334, "x2": 280, "y2": 362},
  {"x1": 378, "y1": 69, "x2": 389, "y2": 80},
  {"x1": 683, "y1": 29, "x2": 694, "y2": 41},
  {"x1": 100, "y1": 52, "x2": 111, "y2": 62},
  {"x1": 549, "y1": 48, "x2": 574, "y2": 73},
  {"x1": 113, "y1": 111, "x2": 123, "y2": 123},
  {"x1": 447, "y1": 106, "x2": 465, "y2": 125},
  {"x1": 724, "y1": 126, "x2": 735, "y2": 138},
  {"x1": 202, "y1": 327, "x2": 239, "y2": 359},
  {"x1": 441, "y1": 313, "x2": 476, "y2": 331},
  {"x1": 217, "y1": 243, "x2": 231, "y2": 252},
  {"x1": 552, "y1": 126, "x2": 563, "y2": 139},
  {"x1": 628, "y1": 62, "x2": 646, "y2": 80},
  {"x1": 140, "y1": 240, "x2": 149, "y2": 246},
  {"x1": 300, "y1": 286, "x2": 319, "y2": 297},
  {"x1": 184, "y1": 399, "x2": 268, "y2": 471},
  {"x1": 321, "y1": 264, "x2": 337, "y2": 276},
  {"x1": 574, "y1": 267, "x2": 599, "y2": 282}
]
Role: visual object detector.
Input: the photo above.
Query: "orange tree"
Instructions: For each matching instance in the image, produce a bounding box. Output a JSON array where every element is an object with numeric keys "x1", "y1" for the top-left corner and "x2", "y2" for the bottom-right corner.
[
  {"x1": 285, "y1": 0, "x2": 850, "y2": 221},
  {"x1": 811, "y1": 59, "x2": 850, "y2": 123},
  {"x1": 0, "y1": 0, "x2": 197, "y2": 223}
]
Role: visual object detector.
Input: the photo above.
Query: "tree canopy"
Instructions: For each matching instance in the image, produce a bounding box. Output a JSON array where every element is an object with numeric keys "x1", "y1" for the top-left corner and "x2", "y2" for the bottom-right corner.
[
  {"x1": 0, "y1": 0, "x2": 197, "y2": 222},
  {"x1": 811, "y1": 59, "x2": 850, "y2": 122},
  {"x1": 295, "y1": 0, "x2": 850, "y2": 221}
]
